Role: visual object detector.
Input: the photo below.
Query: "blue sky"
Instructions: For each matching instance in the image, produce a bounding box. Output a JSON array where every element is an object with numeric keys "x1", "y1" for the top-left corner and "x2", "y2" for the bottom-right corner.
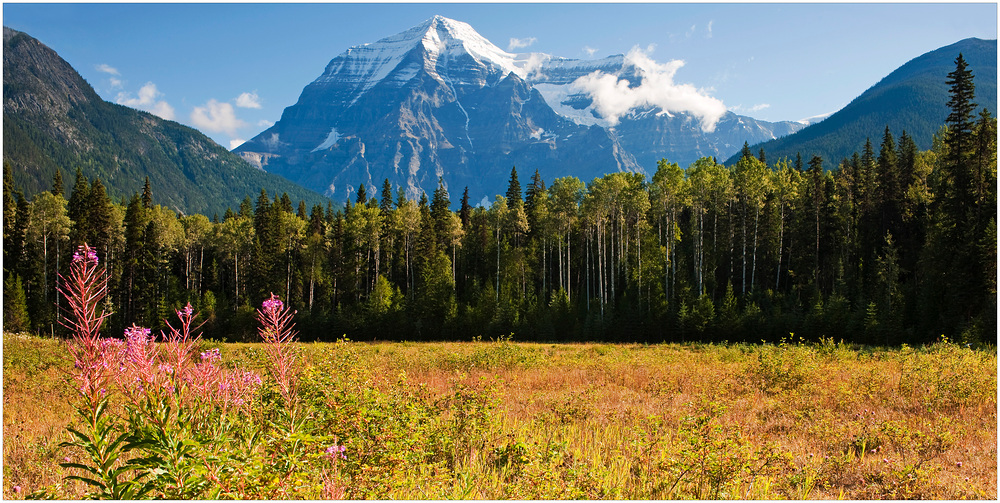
[{"x1": 4, "y1": 3, "x2": 996, "y2": 150}]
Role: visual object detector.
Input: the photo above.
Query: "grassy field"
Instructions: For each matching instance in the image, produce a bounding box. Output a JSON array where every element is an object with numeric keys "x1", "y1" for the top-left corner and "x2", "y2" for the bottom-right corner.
[{"x1": 3, "y1": 332, "x2": 996, "y2": 499}]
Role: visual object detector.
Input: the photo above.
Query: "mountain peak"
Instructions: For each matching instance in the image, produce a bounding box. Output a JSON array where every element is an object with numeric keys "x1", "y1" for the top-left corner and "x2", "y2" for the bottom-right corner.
[{"x1": 316, "y1": 14, "x2": 518, "y2": 98}]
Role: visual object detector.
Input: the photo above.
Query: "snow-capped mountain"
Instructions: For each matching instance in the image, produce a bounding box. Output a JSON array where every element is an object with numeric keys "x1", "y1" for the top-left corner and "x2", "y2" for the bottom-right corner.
[{"x1": 236, "y1": 15, "x2": 804, "y2": 203}]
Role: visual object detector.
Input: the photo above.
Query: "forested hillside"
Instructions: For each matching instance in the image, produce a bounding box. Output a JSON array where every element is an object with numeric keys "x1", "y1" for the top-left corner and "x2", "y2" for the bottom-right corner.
[
  {"x1": 729, "y1": 38, "x2": 996, "y2": 168},
  {"x1": 4, "y1": 55, "x2": 995, "y2": 346},
  {"x1": 3, "y1": 27, "x2": 329, "y2": 217}
]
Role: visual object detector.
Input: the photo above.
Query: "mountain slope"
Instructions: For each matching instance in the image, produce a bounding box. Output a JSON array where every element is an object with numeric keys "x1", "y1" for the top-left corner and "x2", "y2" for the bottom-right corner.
[
  {"x1": 236, "y1": 16, "x2": 803, "y2": 203},
  {"x1": 3, "y1": 27, "x2": 329, "y2": 216},
  {"x1": 727, "y1": 38, "x2": 997, "y2": 166}
]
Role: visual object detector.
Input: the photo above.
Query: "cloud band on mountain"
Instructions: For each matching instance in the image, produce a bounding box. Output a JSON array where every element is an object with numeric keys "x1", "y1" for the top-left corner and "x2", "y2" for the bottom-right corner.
[
  {"x1": 116, "y1": 82, "x2": 175, "y2": 120},
  {"x1": 572, "y1": 46, "x2": 726, "y2": 132},
  {"x1": 191, "y1": 99, "x2": 246, "y2": 136}
]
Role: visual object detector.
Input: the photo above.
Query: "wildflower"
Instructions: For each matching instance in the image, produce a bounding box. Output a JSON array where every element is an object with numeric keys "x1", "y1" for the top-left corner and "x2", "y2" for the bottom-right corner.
[
  {"x1": 325, "y1": 445, "x2": 347, "y2": 460},
  {"x1": 882, "y1": 458, "x2": 889, "y2": 464},
  {"x1": 200, "y1": 348, "x2": 222, "y2": 363},
  {"x1": 262, "y1": 296, "x2": 284, "y2": 312},
  {"x1": 12, "y1": 485, "x2": 21, "y2": 494},
  {"x1": 179, "y1": 303, "x2": 194, "y2": 318},
  {"x1": 71, "y1": 246, "x2": 99, "y2": 265},
  {"x1": 956, "y1": 461, "x2": 963, "y2": 468}
]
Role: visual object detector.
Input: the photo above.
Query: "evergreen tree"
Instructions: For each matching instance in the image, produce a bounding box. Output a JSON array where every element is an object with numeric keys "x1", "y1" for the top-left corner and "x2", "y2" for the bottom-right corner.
[
  {"x1": 3, "y1": 163, "x2": 19, "y2": 276},
  {"x1": 87, "y1": 178, "x2": 114, "y2": 256},
  {"x1": 356, "y1": 183, "x2": 367, "y2": 205},
  {"x1": 459, "y1": 187, "x2": 472, "y2": 229},
  {"x1": 3, "y1": 274, "x2": 30, "y2": 332},
  {"x1": 525, "y1": 168, "x2": 546, "y2": 237},
  {"x1": 506, "y1": 166, "x2": 522, "y2": 208},
  {"x1": 238, "y1": 196, "x2": 254, "y2": 219},
  {"x1": 142, "y1": 176, "x2": 153, "y2": 209},
  {"x1": 67, "y1": 168, "x2": 90, "y2": 246},
  {"x1": 380, "y1": 178, "x2": 394, "y2": 213},
  {"x1": 51, "y1": 168, "x2": 64, "y2": 197},
  {"x1": 430, "y1": 178, "x2": 451, "y2": 250}
]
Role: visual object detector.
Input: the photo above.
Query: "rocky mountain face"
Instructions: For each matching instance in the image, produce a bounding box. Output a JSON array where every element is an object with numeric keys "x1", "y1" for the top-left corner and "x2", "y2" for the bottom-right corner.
[
  {"x1": 3, "y1": 27, "x2": 329, "y2": 216},
  {"x1": 236, "y1": 16, "x2": 804, "y2": 203}
]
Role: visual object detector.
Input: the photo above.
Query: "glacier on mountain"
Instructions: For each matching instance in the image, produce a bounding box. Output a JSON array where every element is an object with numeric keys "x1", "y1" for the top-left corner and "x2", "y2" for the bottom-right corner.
[{"x1": 235, "y1": 15, "x2": 805, "y2": 203}]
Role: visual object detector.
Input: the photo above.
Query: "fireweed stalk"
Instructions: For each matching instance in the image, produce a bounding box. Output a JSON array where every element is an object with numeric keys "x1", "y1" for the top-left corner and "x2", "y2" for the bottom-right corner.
[
  {"x1": 57, "y1": 244, "x2": 113, "y2": 409},
  {"x1": 56, "y1": 244, "x2": 150, "y2": 498},
  {"x1": 257, "y1": 293, "x2": 299, "y2": 406},
  {"x1": 54, "y1": 244, "x2": 267, "y2": 498}
]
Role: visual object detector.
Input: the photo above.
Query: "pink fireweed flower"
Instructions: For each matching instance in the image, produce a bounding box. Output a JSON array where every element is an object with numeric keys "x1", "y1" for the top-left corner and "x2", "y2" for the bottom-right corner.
[
  {"x1": 200, "y1": 348, "x2": 222, "y2": 364},
  {"x1": 325, "y1": 445, "x2": 347, "y2": 460},
  {"x1": 71, "y1": 247, "x2": 99, "y2": 265},
  {"x1": 262, "y1": 296, "x2": 284, "y2": 312}
]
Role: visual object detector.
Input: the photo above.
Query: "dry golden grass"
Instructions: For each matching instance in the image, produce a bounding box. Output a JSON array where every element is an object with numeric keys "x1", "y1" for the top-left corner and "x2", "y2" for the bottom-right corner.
[{"x1": 4, "y1": 334, "x2": 996, "y2": 499}]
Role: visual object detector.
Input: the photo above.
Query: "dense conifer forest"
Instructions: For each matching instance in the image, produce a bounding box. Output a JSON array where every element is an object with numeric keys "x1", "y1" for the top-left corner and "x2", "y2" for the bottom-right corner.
[{"x1": 4, "y1": 56, "x2": 995, "y2": 345}]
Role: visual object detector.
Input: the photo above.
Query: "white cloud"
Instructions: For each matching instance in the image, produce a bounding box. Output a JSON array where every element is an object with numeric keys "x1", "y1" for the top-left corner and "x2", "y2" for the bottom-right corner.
[
  {"x1": 583, "y1": 46, "x2": 598, "y2": 57},
  {"x1": 258, "y1": 119, "x2": 275, "y2": 128},
  {"x1": 190, "y1": 99, "x2": 246, "y2": 136},
  {"x1": 508, "y1": 37, "x2": 537, "y2": 51},
  {"x1": 571, "y1": 46, "x2": 727, "y2": 132},
  {"x1": 520, "y1": 53, "x2": 550, "y2": 79},
  {"x1": 116, "y1": 82, "x2": 175, "y2": 120},
  {"x1": 109, "y1": 77, "x2": 123, "y2": 88},
  {"x1": 707, "y1": 20, "x2": 714, "y2": 38},
  {"x1": 236, "y1": 91, "x2": 262, "y2": 109},
  {"x1": 229, "y1": 138, "x2": 246, "y2": 150},
  {"x1": 730, "y1": 103, "x2": 771, "y2": 113},
  {"x1": 96, "y1": 63, "x2": 119, "y2": 75}
]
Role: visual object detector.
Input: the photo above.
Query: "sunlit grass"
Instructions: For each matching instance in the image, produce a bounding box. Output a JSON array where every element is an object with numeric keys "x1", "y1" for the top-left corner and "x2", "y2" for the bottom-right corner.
[{"x1": 4, "y1": 332, "x2": 996, "y2": 499}]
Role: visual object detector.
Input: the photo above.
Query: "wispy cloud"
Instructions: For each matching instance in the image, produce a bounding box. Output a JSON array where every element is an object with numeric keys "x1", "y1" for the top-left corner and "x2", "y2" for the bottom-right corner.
[
  {"x1": 571, "y1": 46, "x2": 726, "y2": 132},
  {"x1": 707, "y1": 20, "x2": 714, "y2": 38},
  {"x1": 116, "y1": 82, "x2": 175, "y2": 120},
  {"x1": 190, "y1": 99, "x2": 246, "y2": 136},
  {"x1": 236, "y1": 91, "x2": 262, "y2": 109},
  {"x1": 583, "y1": 46, "x2": 598, "y2": 57},
  {"x1": 508, "y1": 36, "x2": 537, "y2": 51},
  {"x1": 96, "y1": 63, "x2": 119, "y2": 75},
  {"x1": 258, "y1": 119, "x2": 274, "y2": 128},
  {"x1": 229, "y1": 138, "x2": 246, "y2": 150},
  {"x1": 730, "y1": 103, "x2": 771, "y2": 113}
]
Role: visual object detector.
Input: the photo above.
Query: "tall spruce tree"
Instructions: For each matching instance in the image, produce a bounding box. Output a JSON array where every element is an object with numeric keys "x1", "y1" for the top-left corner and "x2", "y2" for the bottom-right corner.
[{"x1": 506, "y1": 166, "x2": 522, "y2": 208}]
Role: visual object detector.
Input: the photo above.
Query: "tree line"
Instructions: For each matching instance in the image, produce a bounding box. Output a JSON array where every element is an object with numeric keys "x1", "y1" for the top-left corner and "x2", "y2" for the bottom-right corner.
[{"x1": 3, "y1": 55, "x2": 995, "y2": 345}]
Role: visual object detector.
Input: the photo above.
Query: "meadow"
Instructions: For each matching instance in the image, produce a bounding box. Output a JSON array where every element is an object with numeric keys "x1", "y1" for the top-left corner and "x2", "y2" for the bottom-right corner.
[{"x1": 4, "y1": 330, "x2": 996, "y2": 499}]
